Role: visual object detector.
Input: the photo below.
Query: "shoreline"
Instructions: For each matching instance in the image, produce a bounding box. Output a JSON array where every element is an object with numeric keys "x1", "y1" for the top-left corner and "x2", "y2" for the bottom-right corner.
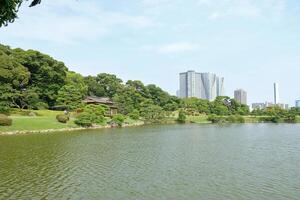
[
  {"x1": 0, "y1": 121, "x2": 145, "y2": 136},
  {"x1": 1, "y1": 118, "x2": 299, "y2": 136}
]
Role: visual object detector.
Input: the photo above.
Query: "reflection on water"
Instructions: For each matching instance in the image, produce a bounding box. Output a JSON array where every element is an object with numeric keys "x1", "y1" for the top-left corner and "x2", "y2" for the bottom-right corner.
[{"x1": 0, "y1": 124, "x2": 300, "y2": 200}]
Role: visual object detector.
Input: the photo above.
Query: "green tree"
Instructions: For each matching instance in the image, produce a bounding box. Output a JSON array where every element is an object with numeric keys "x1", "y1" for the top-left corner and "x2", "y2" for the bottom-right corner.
[
  {"x1": 113, "y1": 86, "x2": 145, "y2": 114},
  {"x1": 12, "y1": 48, "x2": 68, "y2": 107},
  {"x1": 111, "y1": 114, "x2": 125, "y2": 127},
  {"x1": 0, "y1": 0, "x2": 41, "y2": 27},
  {"x1": 128, "y1": 109, "x2": 140, "y2": 120},
  {"x1": 56, "y1": 85, "x2": 84, "y2": 110},
  {"x1": 74, "y1": 104, "x2": 108, "y2": 127},
  {"x1": 85, "y1": 73, "x2": 122, "y2": 98},
  {"x1": 177, "y1": 110, "x2": 186, "y2": 123},
  {"x1": 66, "y1": 71, "x2": 88, "y2": 97},
  {"x1": 140, "y1": 101, "x2": 165, "y2": 122}
]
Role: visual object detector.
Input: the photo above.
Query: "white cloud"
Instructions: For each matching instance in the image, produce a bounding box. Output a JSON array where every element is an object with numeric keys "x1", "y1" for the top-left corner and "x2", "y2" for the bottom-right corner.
[
  {"x1": 143, "y1": 42, "x2": 199, "y2": 54},
  {"x1": 0, "y1": 0, "x2": 158, "y2": 45},
  {"x1": 197, "y1": 0, "x2": 286, "y2": 20}
]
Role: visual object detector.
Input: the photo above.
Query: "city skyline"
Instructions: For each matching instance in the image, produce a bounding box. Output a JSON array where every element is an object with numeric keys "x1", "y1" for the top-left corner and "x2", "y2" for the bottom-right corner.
[
  {"x1": 179, "y1": 70, "x2": 224, "y2": 101},
  {"x1": 234, "y1": 89, "x2": 247, "y2": 105},
  {"x1": 0, "y1": 0, "x2": 299, "y2": 105}
]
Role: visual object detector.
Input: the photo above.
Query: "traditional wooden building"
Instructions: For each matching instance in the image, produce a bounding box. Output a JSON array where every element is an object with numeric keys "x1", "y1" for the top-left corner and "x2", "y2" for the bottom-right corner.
[{"x1": 83, "y1": 96, "x2": 118, "y2": 116}]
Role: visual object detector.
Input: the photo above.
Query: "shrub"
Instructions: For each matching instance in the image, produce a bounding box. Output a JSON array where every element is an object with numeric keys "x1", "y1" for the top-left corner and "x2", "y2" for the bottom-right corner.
[
  {"x1": 0, "y1": 103, "x2": 10, "y2": 114},
  {"x1": 284, "y1": 114, "x2": 297, "y2": 123},
  {"x1": 56, "y1": 114, "x2": 69, "y2": 123},
  {"x1": 227, "y1": 115, "x2": 245, "y2": 123},
  {"x1": 259, "y1": 116, "x2": 281, "y2": 123},
  {"x1": 128, "y1": 110, "x2": 140, "y2": 120},
  {"x1": 74, "y1": 113, "x2": 93, "y2": 127},
  {"x1": 111, "y1": 114, "x2": 125, "y2": 127},
  {"x1": 177, "y1": 110, "x2": 186, "y2": 123},
  {"x1": 207, "y1": 114, "x2": 226, "y2": 123},
  {"x1": 35, "y1": 102, "x2": 49, "y2": 110},
  {"x1": 0, "y1": 114, "x2": 12, "y2": 126}
]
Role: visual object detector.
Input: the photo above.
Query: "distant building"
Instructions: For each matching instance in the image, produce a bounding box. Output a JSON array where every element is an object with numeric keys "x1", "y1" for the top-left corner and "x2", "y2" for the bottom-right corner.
[
  {"x1": 252, "y1": 102, "x2": 289, "y2": 110},
  {"x1": 274, "y1": 83, "x2": 279, "y2": 104},
  {"x1": 285, "y1": 104, "x2": 289, "y2": 110},
  {"x1": 179, "y1": 70, "x2": 224, "y2": 101},
  {"x1": 234, "y1": 89, "x2": 247, "y2": 105},
  {"x1": 83, "y1": 96, "x2": 118, "y2": 116},
  {"x1": 252, "y1": 103, "x2": 265, "y2": 110},
  {"x1": 296, "y1": 100, "x2": 300, "y2": 108},
  {"x1": 265, "y1": 102, "x2": 275, "y2": 108}
]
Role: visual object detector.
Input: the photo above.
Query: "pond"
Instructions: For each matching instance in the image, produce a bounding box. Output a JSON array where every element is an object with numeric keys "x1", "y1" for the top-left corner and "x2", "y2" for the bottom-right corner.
[{"x1": 0, "y1": 124, "x2": 300, "y2": 200}]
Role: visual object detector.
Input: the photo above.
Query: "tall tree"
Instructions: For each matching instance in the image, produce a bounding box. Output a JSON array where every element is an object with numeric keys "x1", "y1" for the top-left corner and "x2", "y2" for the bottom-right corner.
[
  {"x1": 0, "y1": 0, "x2": 41, "y2": 27},
  {"x1": 12, "y1": 48, "x2": 68, "y2": 107}
]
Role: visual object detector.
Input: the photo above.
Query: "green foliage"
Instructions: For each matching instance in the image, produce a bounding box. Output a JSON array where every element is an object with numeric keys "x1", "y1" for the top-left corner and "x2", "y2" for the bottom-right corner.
[
  {"x1": 227, "y1": 115, "x2": 245, "y2": 123},
  {"x1": 284, "y1": 114, "x2": 297, "y2": 123},
  {"x1": 111, "y1": 114, "x2": 125, "y2": 127},
  {"x1": 0, "y1": 0, "x2": 40, "y2": 27},
  {"x1": 147, "y1": 84, "x2": 179, "y2": 111},
  {"x1": 0, "y1": 45, "x2": 68, "y2": 109},
  {"x1": 177, "y1": 110, "x2": 186, "y2": 123},
  {"x1": 35, "y1": 102, "x2": 49, "y2": 110},
  {"x1": 74, "y1": 105, "x2": 107, "y2": 127},
  {"x1": 66, "y1": 71, "x2": 88, "y2": 97},
  {"x1": 207, "y1": 114, "x2": 226, "y2": 123},
  {"x1": 85, "y1": 73, "x2": 122, "y2": 98},
  {"x1": 56, "y1": 85, "x2": 84, "y2": 110},
  {"x1": 0, "y1": 114, "x2": 12, "y2": 126},
  {"x1": 140, "y1": 102, "x2": 165, "y2": 122},
  {"x1": 259, "y1": 116, "x2": 281, "y2": 123},
  {"x1": 207, "y1": 114, "x2": 245, "y2": 123},
  {"x1": 56, "y1": 114, "x2": 69, "y2": 123},
  {"x1": 74, "y1": 113, "x2": 93, "y2": 127},
  {"x1": 0, "y1": 102, "x2": 10, "y2": 114},
  {"x1": 128, "y1": 109, "x2": 140, "y2": 120}
]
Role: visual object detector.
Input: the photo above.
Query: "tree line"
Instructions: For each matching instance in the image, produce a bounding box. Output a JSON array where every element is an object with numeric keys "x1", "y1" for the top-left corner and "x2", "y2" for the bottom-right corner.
[{"x1": 2, "y1": 43, "x2": 298, "y2": 124}]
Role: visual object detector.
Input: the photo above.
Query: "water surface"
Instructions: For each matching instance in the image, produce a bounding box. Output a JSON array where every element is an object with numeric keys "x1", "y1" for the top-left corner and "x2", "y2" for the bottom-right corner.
[{"x1": 0, "y1": 124, "x2": 300, "y2": 200}]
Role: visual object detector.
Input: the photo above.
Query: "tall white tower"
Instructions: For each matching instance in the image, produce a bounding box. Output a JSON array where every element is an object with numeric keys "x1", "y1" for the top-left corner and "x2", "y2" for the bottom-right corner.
[{"x1": 274, "y1": 83, "x2": 279, "y2": 104}]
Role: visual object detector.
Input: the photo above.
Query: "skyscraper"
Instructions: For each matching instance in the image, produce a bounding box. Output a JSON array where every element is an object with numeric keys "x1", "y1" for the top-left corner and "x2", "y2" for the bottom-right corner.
[
  {"x1": 234, "y1": 89, "x2": 247, "y2": 105},
  {"x1": 296, "y1": 100, "x2": 300, "y2": 108},
  {"x1": 179, "y1": 70, "x2": 224, "y2": 101},
  {"x1": 274, "y1": 83, "x2": 279, "y2": 104}
]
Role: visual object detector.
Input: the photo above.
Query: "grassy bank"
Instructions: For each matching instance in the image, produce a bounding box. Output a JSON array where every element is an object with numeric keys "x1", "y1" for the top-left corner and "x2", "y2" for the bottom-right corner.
[
  {"x1": 1, "y1": 110, "x2": 299, "y2": 134},
  {"x1": 0, "y1": 109, "x2": 143, "y2": 134},
  {"x1": 0, "y1": 110, "x2": 79, "y2": 132}
]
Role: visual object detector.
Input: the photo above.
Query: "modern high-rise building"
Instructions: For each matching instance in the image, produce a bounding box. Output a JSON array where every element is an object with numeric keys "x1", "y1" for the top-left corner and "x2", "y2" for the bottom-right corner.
[
  {"x1": 252, "y1": 103, "x2": 265, "y2": 110},
  {"x1": 296, "y1": 100, "x2": 300, "y2": 108},
  {"x1": 179, "y1": 70, "x2": 224, "y2": 101},
  {"x1": 274, "y1": 83, "x2": 279, "y2": 104},
  {"x1": 234, "y1": 89, "x2": 247, "y2": 105}
]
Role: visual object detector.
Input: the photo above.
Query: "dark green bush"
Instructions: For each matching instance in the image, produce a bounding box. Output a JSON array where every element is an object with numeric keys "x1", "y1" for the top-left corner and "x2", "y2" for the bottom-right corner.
[
  {"x1": 207, "y1": 114, "x2": 226, "y2": 123},
  {"x1": 0, "y1": 103, "x2": 10, "y2": 114},
  {"x1": 0, "y1": 114, "x2": 12, "y2": 126},
  {"x1": 74, "y1": 113, "x2": 93, "y2": 127},
  {"x1": 111, "y1": 114, "x2": 125, "y2": 127},
  {"x1": 259, "y1": 116, "x2": 281, "y2": 123},
  {"x1": 56, "y1": 114, "x2": 69, "y2": 123},
  {"x1": 128, "y1": 110, "x2": 140, "y2": 120},
  {"x1": 227, "y1": 115, "x2": 245, "y2": 123},
  {"x1": 284, "y1": 114, "x2": 297, "y2": 123},
  {"x1": 177, "y1": 110, "x2": 186, "y2": 123},
  {"x1": 35, "y1": 102, "x2": 49, "y2": 110}
]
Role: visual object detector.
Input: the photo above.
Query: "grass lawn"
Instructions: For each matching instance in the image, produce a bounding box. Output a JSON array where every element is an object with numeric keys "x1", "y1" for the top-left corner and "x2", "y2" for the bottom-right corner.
[
  {"x1": 297, "y1": 116, "x2": 300, "y2": 123},
  {"x1": 187, "y1": 115, "x2": 210, "y2": 123},
  {"x1": 0, "y1": 110, "x2": 79, "y2": 132}
]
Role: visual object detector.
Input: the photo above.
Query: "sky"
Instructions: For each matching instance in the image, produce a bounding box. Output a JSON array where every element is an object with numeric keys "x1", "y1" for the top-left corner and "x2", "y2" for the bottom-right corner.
[{"x1": 0, "y1": 0, "x2": 299, "y2": 106}]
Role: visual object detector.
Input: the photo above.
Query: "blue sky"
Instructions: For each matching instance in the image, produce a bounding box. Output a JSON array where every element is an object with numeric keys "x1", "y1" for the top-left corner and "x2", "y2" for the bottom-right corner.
[{"x1": 0, "y1": 0, "x2": 299, "y2": 106}]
